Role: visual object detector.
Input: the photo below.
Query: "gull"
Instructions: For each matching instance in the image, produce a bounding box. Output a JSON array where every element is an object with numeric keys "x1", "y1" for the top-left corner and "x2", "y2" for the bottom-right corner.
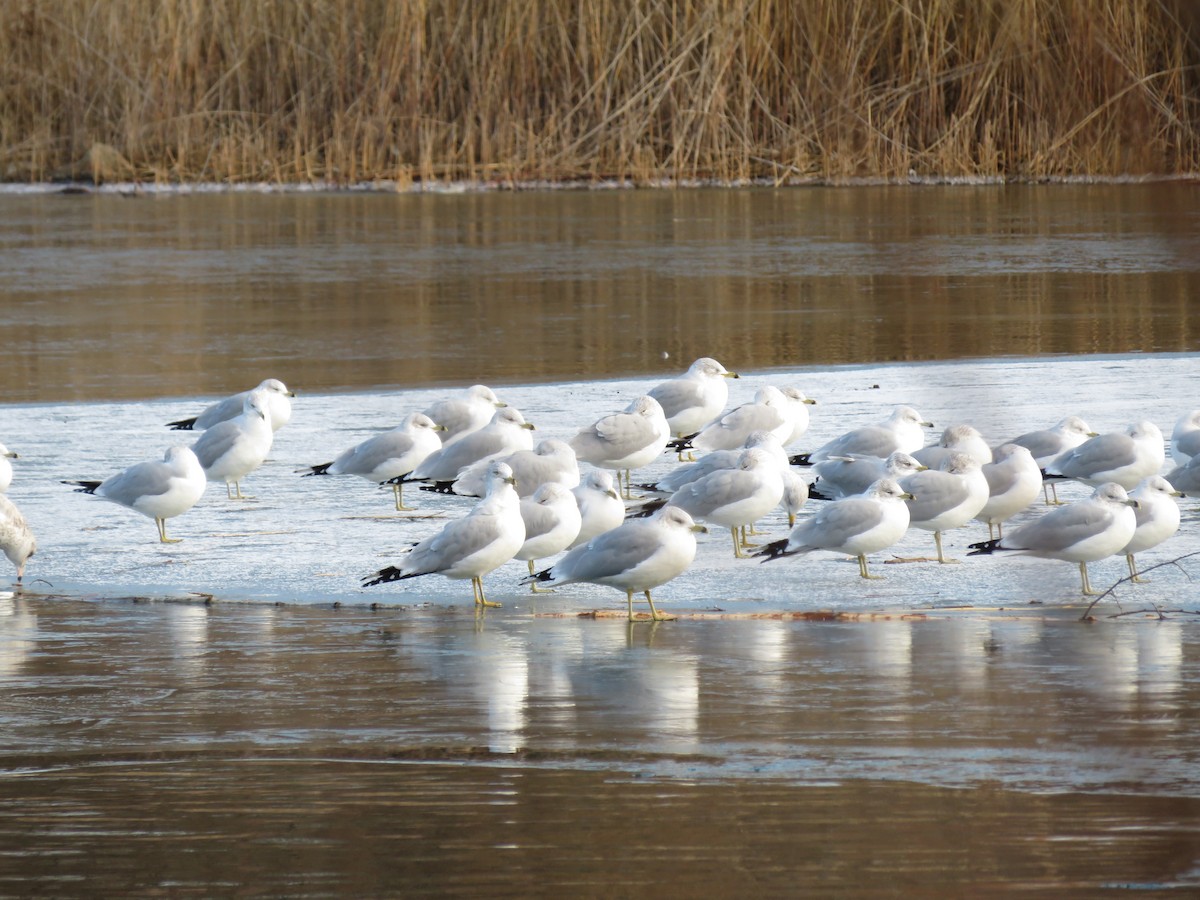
[
  {"x1": 299, "y1": 412, "x2": 444, "y2": 510},
  {"x1": 778, "y1": 387, "x2": 818, "y2": 447},
  {"x1": 0, "y1": 494, "x2": 35, "y2": 584},
  {"x1": 409, "y1": 407, "x2": 535, "y2": 484},
  {"x1": 1045, "y1": 420, "x2": 1165, "y2": 490},
  {"x1": 975, "y1": 444, "x2": 1043, "y2": 540},
  {"x1": 190, "y1": 389, "x2": 275, "y2": 499},
  {"x1": 1166, "y1": 453, "x2": 1200, "y2": 496},
  {"x1": 168, "y1": 378, "x2": 294, "y2": 432},
  {"x1": 1007, "y1": 416, "x2": 1098, "y2": 504},
  {"x1": 791, "y1": 405, "x2": 934, "y2": 466},
  {"x1": 647, "y1": 357, "x2": 739, "y2": 453},
  {"x1": 808, "y1": 451, "x2": 926, "y2": 501},
  {"x1": 570, "y1": 470, "x2": 625, "y2": 548},
  {"x1": 754, "y1": 478, "x2": 913, "y2": 579},
  {"x1": 64, "y1": 446, "x2": 207, "y2": 543},
  {"x1": 968, "y1": 482, "x2": 1139, "y2": 595},
  {"x1": 523, "y1": 506, "x2": 705, "y2": 621},
  {"x1": 1121, "y1": 475, "x2": 1182, "y2": 582},
  {"x1": 362, "y1": 461, "x2": 524, "y2": 609},
  {"x1": 1170, "y1": 410, "x2": 1200, "y2": 467},
  {"x1": 439, "y1": 438, "x2": 579, "y2": 499},
  {"x1": 676, "y1": 385, "x2": 793, "y2": 455},
  {"x1": 656, "y1": 447, "x2": 785, "y2": 557},
  {"x1": 780, "y1": 469, "x2": 809, "y2": 528},
  {"x1": 569, "y1": 395, "x2": 669, "y2": 498},
  {"x1": 914, "y1": 424, "x2": 993, "y2": 469},
  {"x1": 423, "y1": 384, "x2": 507, "y2": 446},
  {"x1": 644, "y1": 431, "x2": 788, "y2": 495},
  {"x1": 899, "y1": 452, "x2": 990, "y2": 563},
  {"x1": 514, "y1": 483, "x2": 583, "y2": 591},
  {"x1": 0, "y1": 444, "x2": 17, "y2": 492}
]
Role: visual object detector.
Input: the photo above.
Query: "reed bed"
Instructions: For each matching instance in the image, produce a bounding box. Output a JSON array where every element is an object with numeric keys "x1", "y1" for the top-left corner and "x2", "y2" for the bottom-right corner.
[{"x1": 2, "y1": 0, "x2": 1198, "y2": 185}]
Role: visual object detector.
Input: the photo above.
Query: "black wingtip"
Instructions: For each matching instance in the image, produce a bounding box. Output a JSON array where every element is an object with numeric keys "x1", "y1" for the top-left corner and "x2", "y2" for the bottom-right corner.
[
  {"x1": 303, "y1": 462, "x2": 333, "y2": 477},
  {"x1": 418, "y1": 481, "x2": 457, "y2": 495},
  {"x1": 666, "y1": 433, "x2": 698, "y2": 453},
  {"x1": 167, "y1": 418, "x2": 197, "y2": 431},
  {"x1": 1040, "y1": 468, "x2": 1066, "y2": 483},
  {"x1": 966, "y1": 539, "x2": 1002, "y2": 556},
  {"x1": 807, "y1": 481, "x2": 834, "y2": 501},
  {"x1": 789, "y1": 453, "x2": 813, "y2": 467},
  {"x1": 754, "y1": 538, "x2": 792, "y2": 562},
  {"x1": 520, "y1": 566, "x2": 554, "y2": 586},
  {"x1": 62, "y1": 480, "x2": 101, "y2": 495},
  {"x1": 627, "y1": 498, "x2": 668, "y2": 519},
  {"x1": 362, "y1": 565, "x2": 408, "y2": 588}
]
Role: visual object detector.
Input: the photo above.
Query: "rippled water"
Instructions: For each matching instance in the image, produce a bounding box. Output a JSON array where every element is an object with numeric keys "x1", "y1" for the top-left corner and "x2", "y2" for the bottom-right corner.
[{"x1": 2, "y1": 185, "x2": 1200, "y2": 895}]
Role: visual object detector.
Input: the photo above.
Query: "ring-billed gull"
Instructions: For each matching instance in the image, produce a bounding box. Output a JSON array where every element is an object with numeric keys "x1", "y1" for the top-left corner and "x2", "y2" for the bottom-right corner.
[
  {"x1": 433, "y1": 438, "x2": 578, "y2": 499},
  {"x1": 913, "y1": 424, "x2": 993, "y2": 469},
  {"x1": 647, "y1": 358, "x2": 739, "y2": 450},
  {"x1": 168, "y1": 378, "x2": 294, "y2": 432},
  {"x1": 0, "y1": 494, "x2": 35, "y2": 583},
  {"x1": 780, "y1": 469, "x2": 809, "y2": 527},
  {"x1": 1045, "y1": 420, "x2": 1165, "y2": 490},
  {"x1": 644, "y1": 431, "x2": 787, "y2": 494},
  {"x1": 569, "y1": 470, "x2": 625, "y2": 548},
  {"x1": 190, "y1": 389, "x2": 275, "y2": 500},
  {"x1": 64, "y1": 446, "x2": 207, "y2": 543},
  {"x1": 362, "y1": 460, "x2": 524, "y2": 609},
  {"x1": 778, "y1": 387, "x2": 818, "y2": 447},
  {"x1": 1166, "y1": 453, "x2": 1200, "y2": 496},
  {"x1": 1170, "y1": 410, "x2": 1200, "y2": 467},
  {"x1": 680, "y1": 386, "x2": 792, "y2": 454},
  {"x1": 423, "y1": 384, "x2": 507, "y2": 446},
  {"x1": 569, "y1": 395, "x2": 670, "y2": 499},
  {"x1": 791, "y1": 405, "x2": 933, "y2": 466},
  {"x1": 1121, "y1": 475, "x2": 1182, "y2": 582},
  {"x1": 1007, "y1": 415, "x2": 1098, "y2": 504},
  {"x1": 975, "y1": 443, "x2": 1042, "y2": 540},
  {"x1": 808, "y1": 451, "x2": 926, "y2": 501},
  {"x1": 967, "y1": 482, "x2": 1139, "y2": 595},
  {"x1": 652, "y1": 447, "x2": 785, "y2": 557},
  {"x1": 0, "y1": 444, "x2": 17, "y2": 493},
  {"x1": 300, "y1": 412, "x2": 444, "y2": 510},
  {"x1": 754, "y1": 478, "x2": 912, "y2": 579},
  {"x1": 899, "y1": 452, "x2": 990, "y2": 563},
  {"x1": 515, "y1": 482, "x2": 583, "y2": 591},
  {"x1": 409, "y1": 407, "x2": 535, "y2": 484},
  {"x1": 522, "y1": 506, "x2": 705, "y2": 621}
]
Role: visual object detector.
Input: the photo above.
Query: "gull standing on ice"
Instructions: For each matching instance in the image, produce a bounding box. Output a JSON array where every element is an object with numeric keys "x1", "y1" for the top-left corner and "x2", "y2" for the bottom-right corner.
[
  {"x1": 1170, "y1": 410, "x2": 1200, "y2": 467},
  {"x1": 808, "y1": 451, "x2": 927, "y2": 501},
  {"x1": 570, "y1": 470, "x2": 625, "y2": 548},
  {"x1": 523, "y1": 506, "x2": 705, "y2": 621},
  {"x1": 1120, "y1": 475, "x2": 1182, "y2": 583},
  {"x1": 791, "y1": 405, "x2": 933, "y2": 466},
  {"x1": 968, "y1": 482, "x2": 1139, "y2": 595},
  {"x1": 64, "y1": 446, "x2": 207, "y2": 543},
  {"x1": 0, "y1": 444, "x2": 18, "y2": 493},
  {"x1": 975, "y1": 443, "x2": 1043, "y2": 540},
  {"x1": 648, "y1": 357, "x2": 739, "y2": 453},
  {"x1": 1045, "y1": 420, "x2": 1165, "y2": 490},
  {"x1": 569, "y1": 395, "x2": 670, "y2": 499},
  {"x1": 514, "y1": 482, "x2": 583, "y2": 591},
  {"x1": 1007, "y1": 415, "x2": 1098, "y2": 504},
  {"x1": 754, "y1": 478, "x2": 913, "y2": 580},
  {"x1": 778, "y1": 387, "x2": 818, "y2": 447},
  {"x1": 914, "y1": 424, "x2": 993, "y2": 469},
  {"x1": 362, "y1": 461, "x2": 525, "y2": 609},
  {"x1": 680, "y1": 385, "x2": 793, "y2": 454},
  {"x1": 441, "y1": 438, "x2": 579, "y2": 499},
  {"x1": 423, "y1": 384, "x2": 507, "y2": 446},
  {"x1": 409, "y1": 407, "x2": 535, "y2": 484},
  {"x1": 168, "y1": 378, "x2": 294, "y2": 432},
  {"x1": 899, "y1": 452, "x2": 990, "y2": 563},
  {"x1": 0, "y1": 494, "x2": 35, "y2": 583},
  {"x1": 190, "y1": 389, "x2": 275, "y2": 499},
  {"x1": 300, "y1": 412, "x2": 444, "y2": 510}
]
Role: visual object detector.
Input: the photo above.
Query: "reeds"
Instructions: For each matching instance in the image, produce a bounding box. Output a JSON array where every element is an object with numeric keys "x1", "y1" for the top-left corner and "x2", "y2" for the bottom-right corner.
[{"x1": 2, "y1": 0, "x2": 1198, "y2": 185}]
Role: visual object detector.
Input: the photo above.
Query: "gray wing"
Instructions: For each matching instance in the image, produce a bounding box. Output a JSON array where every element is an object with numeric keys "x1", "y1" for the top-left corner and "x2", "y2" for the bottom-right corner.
[
  {"x1": 670, "y1": 469, "x2": 748, "y2": 519},
  {"x1": 812, "y1": 456, "x2": 882, "y2": 497},
  {"x1": 648, "y1": 380, "x2": 702, "y2": 420},
  {"x1": 406, "y1": 511, "x2": 506, "y2": 576},
  {"x1": 416, "y1": 428, "x2": 508, "y2": 481},
  {"x1": 1166, "y1": 458, "x2": 1200, "y2": 493},
  {"x1": 191, "y1": 421, "x2": 243, "y2": 469},
  {"x1": 1003, "y1": 503, "x2": 1115, "y2": 553},
  {"x1": 520, "y1": 502, "x2": 561, "y2": 543},
  {"x1": 333, "y1": 430, "x2": 417, "y2": 477},
  {"x1": 572, "y1": 413, "x2": 657, "y2": 460},
  {"x1": 902, "y1": 470, "x2": 972, "y2": 522},
  {"x1": 792, "y1": 498, "x2": 885, "y2": 551},
  {"x1": 656, "y1": 451, "x2": 738, "y2": 492},
  {"x1": 99, "y1": 459, "x2": 173, "y2": 503},
  {"x1": 815, "y1": 425, "x2": 898, "y2": 461},
  {"x1": 1011, "y1": 429, "x2": 1064, "y2": 463},
  {"x1": 1052, "y1": 434, "x2": 1133, "y2": 477},
  {"x1": 1175, "y1": 431, "x2": 1200, "y2": 460},
  {"x1": 193, "y1": 391, "x2": 249, "y2": 429},
  {"x1": 555, "y1": 524, "x2": 659, "y2": 583}
]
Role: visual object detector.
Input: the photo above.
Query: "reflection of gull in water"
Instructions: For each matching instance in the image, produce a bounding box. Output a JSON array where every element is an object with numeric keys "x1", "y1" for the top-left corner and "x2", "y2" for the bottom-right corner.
[
  {"x1": 362, "y1": 461, "x2": 525, "y2": 609},
  {"x1": 168, "y1": 378, "x2": 294, "y2": 432},
  {"x1": 0, "y1": 495, "x2": 36, "y2": 584},
  {"x1": 64, "y1": 446, "x2": 206, "y2": 543},
  {"x1": 0, "y1": 594, "x2": 37, "y2": 678},
  {"x1": 168, "y1": 604, "x2": 211, "y2": 680},
  {"x1": 469, "y1": 629, "x2": 529, "y2": 754},
  {"x1": 968, "y1": 482, "x2": 1139, "y2": 595}
]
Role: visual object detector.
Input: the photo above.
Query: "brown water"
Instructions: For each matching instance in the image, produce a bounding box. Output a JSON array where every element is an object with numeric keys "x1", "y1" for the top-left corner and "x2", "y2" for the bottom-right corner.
[
  {"x1": 3, "y1": 184, "x2": 1200, "y2": 896},
  {"x1": 2, "y1": 183, "x2": 1199, "y2": 403}
]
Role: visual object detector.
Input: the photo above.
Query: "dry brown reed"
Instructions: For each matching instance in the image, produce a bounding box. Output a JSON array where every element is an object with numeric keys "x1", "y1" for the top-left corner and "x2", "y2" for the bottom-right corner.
[{"x1": 2, "y1": 0, "x2": 1198, "y2": 185}]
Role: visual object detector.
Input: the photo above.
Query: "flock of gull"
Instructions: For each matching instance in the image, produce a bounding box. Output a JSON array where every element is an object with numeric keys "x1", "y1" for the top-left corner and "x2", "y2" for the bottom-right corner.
[{"x1": 1, "y1": 359, "x2": 1198, "y2": 619}]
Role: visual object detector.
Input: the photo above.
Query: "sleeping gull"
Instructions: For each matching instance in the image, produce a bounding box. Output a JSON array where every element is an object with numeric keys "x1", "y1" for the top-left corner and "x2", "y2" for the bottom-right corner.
[
  {"x1": 682, "y1": 386, "x2": 793, "y2": 454},
  {"x1": 913, "y1": 424, "x2": 993, "y2": 469},
  {"x1": 409, "y1": 407, "x2": 535, "y2": 484},
  {"x1": 791, "y1": 405, "x2": 933, "y2": 466},
  {"x1": 569, "y1": 470, "x2": 625, "y2": 548},
  {"x1": 1044, "y1": 420, "x2": 1165, "y2": 490},
  {"x1": 967, "y1": 482, "x2": 1139, "y2": 595},
  {"x1": 569, "y1": 395, "x2": 670, "y2": 499},
  {"x1": 975, "y1": 443, "x2": 1043, "y2": 540},
  {"x1": 0, "y1": 494, "x2": 35, "y2": 583},
  {"x1": 436, "y1": 438, "x2": 578, "y2": 499},
  {"x1": 808, "y1": 451, "x2": 926, "y2": 501},
  {"x1": 168, "y1": 378, "x2": 294, "y2": 432},
  {"x1": 522, "y1": 506, "x2": 705, "y2": 621},
  {"x1": 754, "y1": 478, "x2": 913, "y2": 579},
  {"x1": 1007, "y1": 415, "x2": 1098, "y2": 504},
  {"x1": 362, "y1": 461, "x2": 524, "y2": 609},
  {"x1": 647, "y1": 357, "x2": 739, "y2": 454},
  {"x1": 1170, "y1": 410, "x2": 1200, "y2": 467},
  {"x1": 899, "y1": 452, "x2": 990, "y2": 563},
  {"x1": 1120, "y1": 475, "x2": 1182, "y2": 582},
  {"x1": 423, "y1": 384, "x2": 507, "y2": 446},
  {"x1": 300, "y1": 412, "x2": 444, "y2": 510},
  {"x1": 190, "y1": 389, "x2": 275, "y2": 499},
  {"x1": 64, "y1": 445, "x2": 207, "y2": 543},
  {"x1": 0, "y1": 444, "x2": 17, "y2": 493},
  {"x1": 514, "y1": 482, "x2": 583, "y2": 591}
]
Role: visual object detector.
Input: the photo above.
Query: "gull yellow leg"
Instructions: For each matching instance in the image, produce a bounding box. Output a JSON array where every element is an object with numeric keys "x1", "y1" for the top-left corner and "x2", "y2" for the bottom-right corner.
[
  {"x1": 474, "y1": 576, "x2": 502, "y2": 608},
  {"x1": 858, "y1": 554, "x2": 884, "y2": 580},
  {"x1": 935, "y1": 531, "x2": 959, "y2": 564},
  {"x1": 644, "y1": 590, "x2": 675, "y2": 622},
  {"x1": 1079, "y1": 562, "x2": 1098, "y2": 595},
  {"x1": 393, "y1": 482, "x2": 416, "y2": 512},
  {"x1": 156, "y1": 517, "x2": 182, "y2": 544},
  {"x1": 730, "y1": 528, "x2": 745, "y2": 559},
  {"x1": 1127, "y1": 553, "x2": 1148, "y2": 584}
]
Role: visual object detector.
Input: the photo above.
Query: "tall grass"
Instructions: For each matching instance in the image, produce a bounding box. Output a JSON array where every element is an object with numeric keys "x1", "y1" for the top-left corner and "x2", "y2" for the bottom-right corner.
[{"x1": 2, "y1": 0, "x2": 1198, "y2": 184}]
